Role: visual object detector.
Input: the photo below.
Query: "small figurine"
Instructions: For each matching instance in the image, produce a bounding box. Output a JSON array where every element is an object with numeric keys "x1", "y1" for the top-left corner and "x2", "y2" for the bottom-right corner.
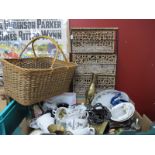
[{"x1": 85, "y1": 73, "x2": 97, "y2": 105}]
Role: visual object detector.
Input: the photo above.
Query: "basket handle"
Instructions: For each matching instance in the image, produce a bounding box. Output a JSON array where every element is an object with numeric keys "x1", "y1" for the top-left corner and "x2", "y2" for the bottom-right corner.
[{"x1": 19, "y1": 36, "x2": 69, "y2": 67}]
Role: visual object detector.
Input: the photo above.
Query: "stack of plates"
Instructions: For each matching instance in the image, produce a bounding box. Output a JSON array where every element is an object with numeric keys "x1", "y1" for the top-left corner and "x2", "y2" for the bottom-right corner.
[{"x1": 91, "y1": 89, "x2": 135, "y2": 122}]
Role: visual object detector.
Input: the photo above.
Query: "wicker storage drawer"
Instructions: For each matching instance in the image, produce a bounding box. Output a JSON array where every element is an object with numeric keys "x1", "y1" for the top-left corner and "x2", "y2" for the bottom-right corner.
[
  {"x1": 71, "y1": 28, "x2": 117, "y2": 53},
  {"x1": 71, "y1": 53, "x2": 117, "y2": 75},
  {"x1": 71, "y1": 53, "x2": 117, "y2": 65},
  {"x1": 74, "y1": 85, "x2": 115, "y2": 97},
  {"x1": 73, "y1": 74, "x2": 115, "y2": 96},
  {"x1": 75, "y1": 64, "x2": 116, "y2": 75}
]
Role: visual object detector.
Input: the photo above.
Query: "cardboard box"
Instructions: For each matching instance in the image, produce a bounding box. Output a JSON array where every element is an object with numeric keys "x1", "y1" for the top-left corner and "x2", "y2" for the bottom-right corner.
[
  {"x1": 134, "y1": 111, "x2": 153, "y2": 132},
  {"x1": 119, "y1": 111, "x2": 154, "y2": 135}
]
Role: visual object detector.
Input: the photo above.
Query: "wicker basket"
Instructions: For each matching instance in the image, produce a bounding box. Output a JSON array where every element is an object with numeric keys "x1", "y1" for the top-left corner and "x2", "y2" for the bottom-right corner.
[{"x1": 2, "y1": 36, "x2": 77, "y2": 106}]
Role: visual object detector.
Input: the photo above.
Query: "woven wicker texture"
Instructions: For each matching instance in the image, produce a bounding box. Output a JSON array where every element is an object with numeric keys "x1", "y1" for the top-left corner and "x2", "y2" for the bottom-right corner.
[
  {"x1": 73, "y1": 74, "x2": 115, "y2": 96},
  {"x1": 72, "y1": 53, "x2": 117, "y2": 64},
  {"x1": 2, "y1": 36, "x2": 77, "y2": 106},
  {"x1": 72, "y1": 53, "x2": 117, "y2": 75},
  {"x1": 71, "y1": 29, "x2": 116, "y2": 53},
  {"x1": 70, "y1": 28, "x2": 118, "y2": 96},
  {"x1": 75, "y1": 64, "x2": 116, "y2": 75}
]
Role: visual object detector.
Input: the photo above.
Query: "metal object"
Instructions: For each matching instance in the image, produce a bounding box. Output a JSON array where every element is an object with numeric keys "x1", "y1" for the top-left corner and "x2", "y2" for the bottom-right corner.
[
  {"x1": 91, "y1": 121, "x2": 109, "y2": 135},
  {"x1": 131, "y1": 118, "x2": 141, "y2": 131},
  {"x1": 48, "y1": 124, "x2": 65, "y2": 135},
  {"x1": 85, "y1": 73, "x2": 97, "y2": 104}
]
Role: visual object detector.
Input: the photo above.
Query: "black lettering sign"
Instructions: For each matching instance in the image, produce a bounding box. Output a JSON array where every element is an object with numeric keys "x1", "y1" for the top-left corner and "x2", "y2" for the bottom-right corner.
[
  {"x1": 41, "y1": 30, "x2": 61, "y2": 39},
  {"x1": 0, "y1": 19, "x2": 64, "y2": 42},
  {"x1": 18, "y1": 31, "x2": 32, "y2": 40},
  {"x1": 0, "y1": 31, "x2": 17, "y2": 41},
  {"x1": 4, "y1": 20, "x2": 36, "y2": 30},
  {"x1": 0, "y1": 23, "x2": 3, "y2": 30},
  {"x1": 37, "y1": 19, "x2": 62, "y2": 29},
  {"x1": 37, "y1": 19, "x2": 42, "y2": 29}
]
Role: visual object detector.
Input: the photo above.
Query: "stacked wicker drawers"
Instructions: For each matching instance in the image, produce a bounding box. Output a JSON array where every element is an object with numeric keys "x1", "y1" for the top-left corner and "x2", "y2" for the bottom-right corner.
[{"x1": 70, "y1": 28, "x2": 118, "y2": 97}]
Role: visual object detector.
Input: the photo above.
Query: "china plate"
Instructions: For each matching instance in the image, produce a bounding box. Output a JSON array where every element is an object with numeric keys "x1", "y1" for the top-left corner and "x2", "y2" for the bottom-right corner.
[{"x1": 91, "y1": 89, "x2": 130, "y2": 110}]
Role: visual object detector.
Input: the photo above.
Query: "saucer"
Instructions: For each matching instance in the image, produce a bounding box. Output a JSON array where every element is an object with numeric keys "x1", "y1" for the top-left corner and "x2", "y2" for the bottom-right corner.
[{"x1": 110, "y1": 102, "x2": 135, "y2": 122}]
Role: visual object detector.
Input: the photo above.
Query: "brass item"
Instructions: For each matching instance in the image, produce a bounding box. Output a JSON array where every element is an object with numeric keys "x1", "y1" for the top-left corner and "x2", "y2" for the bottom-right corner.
[
  {"x1": 85, "y1": 73, "x2": 97, "y2": 104},
  {"x1": 48, "y1": 124, "x2": 65, "y2": 135},
  {"x1": 91, "y1": 121, "x2": 109, "y2": 135}
]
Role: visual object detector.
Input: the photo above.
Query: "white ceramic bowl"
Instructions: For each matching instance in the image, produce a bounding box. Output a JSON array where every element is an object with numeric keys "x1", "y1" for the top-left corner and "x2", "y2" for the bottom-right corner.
[{"x1": 110, "y1": 102, "x2": 135, "y2": 122}]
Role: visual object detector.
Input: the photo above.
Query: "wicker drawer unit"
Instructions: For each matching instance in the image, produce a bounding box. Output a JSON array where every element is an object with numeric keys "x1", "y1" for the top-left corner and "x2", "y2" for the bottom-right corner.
[{"x1": 70, "y1": 28, "x2": 118, "y2": 97}]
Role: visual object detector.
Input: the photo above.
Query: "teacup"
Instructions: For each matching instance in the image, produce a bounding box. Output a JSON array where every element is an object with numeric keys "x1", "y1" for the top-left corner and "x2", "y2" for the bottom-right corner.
[
  {"x1": 29, "y1": 129, "x2": 43, "y2": 135},
  {"x1": 36, "y1": 113, "x2": 55, "y2": 133},
  {"x1": 69, "y1": 127, "x2": 95, "y2": 135},
  {"x1": 55, "y1": 107, "x2": 68, "y2": 118},
  {"x1": 65, "y1": 118, "x2": 88, "y2": 130}
]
